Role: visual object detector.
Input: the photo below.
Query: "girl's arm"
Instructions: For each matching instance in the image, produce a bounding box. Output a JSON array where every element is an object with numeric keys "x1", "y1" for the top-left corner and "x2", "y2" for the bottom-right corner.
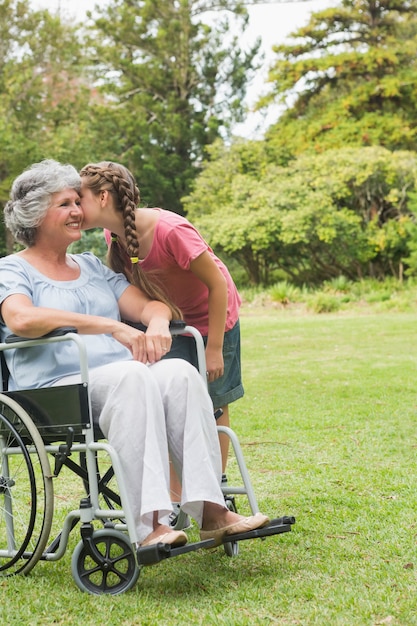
[
  {"x1": 117, "y1": 284, "x2": 173, "y2": 362},
  {"x1": 189, "y1": 251, "x2": 228, "y2": 381}
]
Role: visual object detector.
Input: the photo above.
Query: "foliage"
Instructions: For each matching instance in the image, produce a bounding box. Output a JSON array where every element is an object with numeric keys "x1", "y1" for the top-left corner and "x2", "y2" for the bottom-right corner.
[
  {"x1": 0, "y1": 0, "x2": 261, "y2": 256},
  {"x1": 4, "y1": 0, "x2": 417, "y2": 290},
  {"x1": 184, "y1": 143, "x2": 417, "y2": 285},
  {"x1": 0, "y1": 0, "x2": 103, "y2": 254},
  {"x1": 253, "y1": 275, "x2": 417, "y2": 315},
  {"x1": 269, "y1": 280, "x2": 301, "y2": 305},
  {"x1": 0, "y1": 0, "x2": 93, "y2": 174},
  {"x1": 85, "y1": 0, "x2": 261, "y2": 213},
  {"x1": 68, "y1": 229, "x2": 107, "y2": 261},
  {"x1": 262, "y1": 0, "x2": 417, "y2": 155}
]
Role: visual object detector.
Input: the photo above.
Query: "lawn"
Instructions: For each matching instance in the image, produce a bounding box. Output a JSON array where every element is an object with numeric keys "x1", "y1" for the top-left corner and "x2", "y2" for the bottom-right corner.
[{"x1": 2, "y1": 310, "x2": 417, "y2": 625}]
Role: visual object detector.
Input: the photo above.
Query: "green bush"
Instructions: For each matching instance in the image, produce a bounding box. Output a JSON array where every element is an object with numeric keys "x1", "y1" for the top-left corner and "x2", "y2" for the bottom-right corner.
[
  {"x1": 323, "y1": 276, "x2": 352, "y2": 293},
  {"x1": 269, "y1": 281, "x2": 300, "y2": 305},
  {"x1": 307, "y1": 293, "x2": 342, "y2": 314}
]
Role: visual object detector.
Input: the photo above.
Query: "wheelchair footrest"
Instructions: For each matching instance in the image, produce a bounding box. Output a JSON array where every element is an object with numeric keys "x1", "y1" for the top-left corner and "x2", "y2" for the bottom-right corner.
[
  {"x1": 136, "y1": 538, "x2": 214, "y2": 565},
  {"x1": 136, "y1": 515, "x2": 295, "y2": 566},
  {"x1": 221, "y1": 516, "x2": 295, "y2": 544}
]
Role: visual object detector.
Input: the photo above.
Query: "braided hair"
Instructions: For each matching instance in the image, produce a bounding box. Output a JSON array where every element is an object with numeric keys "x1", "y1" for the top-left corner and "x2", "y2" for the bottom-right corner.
[{"x1": 80, "y1": 162, "x2": 182, "y2": 320}]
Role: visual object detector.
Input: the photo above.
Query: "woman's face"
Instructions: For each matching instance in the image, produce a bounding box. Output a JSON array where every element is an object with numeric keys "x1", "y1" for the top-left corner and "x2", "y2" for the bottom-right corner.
[{"x1": 39, "y1": 188, "x2": 83, "y2": 246}]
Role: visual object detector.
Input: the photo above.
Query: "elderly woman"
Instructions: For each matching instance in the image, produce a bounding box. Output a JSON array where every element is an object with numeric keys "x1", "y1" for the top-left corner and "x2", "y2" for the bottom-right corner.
[{"x1": 0, "y1": 159, "x2": 269, "y2": 551}]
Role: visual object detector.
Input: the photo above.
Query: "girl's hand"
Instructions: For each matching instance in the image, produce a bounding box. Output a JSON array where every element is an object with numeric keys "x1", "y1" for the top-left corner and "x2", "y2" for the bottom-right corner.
[
  {"x1": 205, "y1": 346, "x2": 224, "y2": 382},
  {"x1": 144, "y1": 318, "x2": 172, "y2": 363}
]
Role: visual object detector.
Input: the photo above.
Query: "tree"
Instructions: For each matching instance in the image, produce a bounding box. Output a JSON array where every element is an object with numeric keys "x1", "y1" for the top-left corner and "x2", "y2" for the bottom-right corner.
[
  {"x1": 184, "y1": 142, "x2": 417, "y2": 285},
  {"x1": 85, "y1": 0, "x2": 261, "y2": 213},
  {"x1": 0, "y1": 0, "x2": 113, "y2": 254},
  {"x1": 260, "y1": 0, "x2": 417, "y2": 155}
]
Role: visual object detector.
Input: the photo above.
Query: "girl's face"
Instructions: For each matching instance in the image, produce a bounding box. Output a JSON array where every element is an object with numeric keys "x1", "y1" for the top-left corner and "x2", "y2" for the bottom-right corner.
[{"x1": 79, "y1": 184, "x2": 102, "y2": 230}]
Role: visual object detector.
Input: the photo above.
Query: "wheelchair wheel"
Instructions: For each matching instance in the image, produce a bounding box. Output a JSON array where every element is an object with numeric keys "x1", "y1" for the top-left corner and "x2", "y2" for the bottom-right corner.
[
  {"x1": 71, "y1": 528, "x2": 140, "y2": 595},
  {"x1": 223, "y1": 495, "x2": 239, "y2": 558},
  {"x1": 0, "y1": 394, "x2": 54, "y2": 576}
]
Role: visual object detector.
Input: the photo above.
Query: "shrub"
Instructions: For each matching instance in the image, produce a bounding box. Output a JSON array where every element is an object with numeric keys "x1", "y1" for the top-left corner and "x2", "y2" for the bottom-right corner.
[
  {"x1": 269, "y1": 281, "x2": 300, "y2": 305},
  {"x1": 307, "y1": 293, "x2": 341, "y2": 314}
]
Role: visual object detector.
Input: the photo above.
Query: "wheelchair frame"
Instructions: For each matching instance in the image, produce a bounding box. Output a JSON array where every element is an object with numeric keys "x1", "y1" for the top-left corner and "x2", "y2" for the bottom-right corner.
[{"x1": 0, "y1": 323, "x2": 294, "y2": 594}]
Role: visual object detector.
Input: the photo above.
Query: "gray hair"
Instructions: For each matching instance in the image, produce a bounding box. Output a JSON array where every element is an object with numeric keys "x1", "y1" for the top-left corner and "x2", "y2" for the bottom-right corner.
[{"x1": 4, "y1": 159, "x2": 81, "y2": 246}]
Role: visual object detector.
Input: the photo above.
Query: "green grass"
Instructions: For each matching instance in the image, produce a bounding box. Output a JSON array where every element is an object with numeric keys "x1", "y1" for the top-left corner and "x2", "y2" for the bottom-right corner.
[{"x1": 3, "y1": 310, "x2": 417, "y2": 624}]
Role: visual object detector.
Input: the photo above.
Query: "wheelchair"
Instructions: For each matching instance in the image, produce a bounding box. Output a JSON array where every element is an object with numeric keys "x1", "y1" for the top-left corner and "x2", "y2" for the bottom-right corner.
[{"x1": 0, "y1": 321, "x2": 295, "y2": 595}]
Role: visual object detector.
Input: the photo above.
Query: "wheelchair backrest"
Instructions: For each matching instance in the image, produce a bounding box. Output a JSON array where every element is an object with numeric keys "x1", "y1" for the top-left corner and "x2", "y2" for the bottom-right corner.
[
  {"x1": 2, "y1": 385, "x2": 91, "y2": 443},
  {"x1": 1, "y1": 349, "x2": 9, "y2": 392},
  {"x1": 1, "y1": 347, "x2": 91, "y2": 443}
]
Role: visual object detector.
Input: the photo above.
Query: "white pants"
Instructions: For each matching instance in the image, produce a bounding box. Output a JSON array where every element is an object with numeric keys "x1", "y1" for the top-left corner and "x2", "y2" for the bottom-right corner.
[{"x1": 56, "y1": 358, "x2": 224, "y2": 543}]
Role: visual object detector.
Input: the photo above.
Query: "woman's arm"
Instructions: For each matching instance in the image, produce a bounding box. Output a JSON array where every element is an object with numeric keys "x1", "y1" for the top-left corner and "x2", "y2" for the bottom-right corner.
[{"x1": 0, "y1": 293, "x2": 157, "y2": 363}]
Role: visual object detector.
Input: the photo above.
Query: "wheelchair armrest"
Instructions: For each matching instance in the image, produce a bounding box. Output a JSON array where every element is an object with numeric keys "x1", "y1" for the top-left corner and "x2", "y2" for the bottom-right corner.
[
  {"x1": 5, "y1": 326, "x2": 78, "y2": 344},
  {"x1": 3, "y1": 326, "x2": 88, "y2": 385},
  {"x1": 122, "y1": 319, "x2": 206, "y2": 378},
  {"x1": 169, "y1": 320, "x2": 187, "y2": 331},
  {"x1": 123, "y1": 319, "x2": 186, "y2": 333}
]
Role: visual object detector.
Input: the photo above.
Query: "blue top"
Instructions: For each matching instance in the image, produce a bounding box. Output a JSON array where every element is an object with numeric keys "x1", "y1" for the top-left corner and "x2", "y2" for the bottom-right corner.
[{"x1": 0, "y1": 252, "x2": 133, "y2": 389}]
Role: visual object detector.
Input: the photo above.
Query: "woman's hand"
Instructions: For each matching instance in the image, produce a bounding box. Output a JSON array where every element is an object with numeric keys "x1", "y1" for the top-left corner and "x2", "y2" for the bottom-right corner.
[
  {"x1": 112, "y1": 323, "x2": 149, "y2": 362},
  {"x1": 112, "y1": 318, "x2": 172, "y2": 364}
]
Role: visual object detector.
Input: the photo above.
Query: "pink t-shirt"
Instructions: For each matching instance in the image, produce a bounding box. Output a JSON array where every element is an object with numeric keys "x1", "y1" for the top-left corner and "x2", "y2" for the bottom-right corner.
[{"x1": 105, "y1": 208, "x2": 241, "y2": 336}]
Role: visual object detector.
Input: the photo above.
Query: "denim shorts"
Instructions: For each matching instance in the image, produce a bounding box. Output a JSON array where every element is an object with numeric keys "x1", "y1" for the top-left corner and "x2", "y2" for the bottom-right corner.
[{"x1": 162, "y1": 320, "x2": 244, "y2": 409}]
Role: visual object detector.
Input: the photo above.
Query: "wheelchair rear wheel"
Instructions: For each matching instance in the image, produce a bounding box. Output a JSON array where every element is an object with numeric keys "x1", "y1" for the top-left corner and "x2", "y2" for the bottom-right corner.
[{"x1": 0, "y1": 394, "x2": 54, "y2": 576}]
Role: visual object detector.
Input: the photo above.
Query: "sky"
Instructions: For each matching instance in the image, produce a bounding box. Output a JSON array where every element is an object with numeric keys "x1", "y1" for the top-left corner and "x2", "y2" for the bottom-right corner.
[{"x1": 31, "y1": 0, "x2": 335, "y2": 137}]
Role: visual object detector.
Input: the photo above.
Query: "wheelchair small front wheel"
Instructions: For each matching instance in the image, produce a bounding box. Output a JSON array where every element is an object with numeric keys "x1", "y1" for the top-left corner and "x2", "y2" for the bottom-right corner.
[
  {"x1": 223, "y1": 537, "x2": 239, "y2": 557},
  {"x1": 71, "y1": 529, "x2": 140, "y2": 595},
  {"x1": 223, "y1": 495, "x2": 239, "y2": 557}
]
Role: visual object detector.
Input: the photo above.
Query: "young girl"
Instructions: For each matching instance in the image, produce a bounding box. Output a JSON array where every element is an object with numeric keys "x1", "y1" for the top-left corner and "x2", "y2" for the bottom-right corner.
[{"x1": 79, "y1": 162, "x2": 244, "y2": 502}]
